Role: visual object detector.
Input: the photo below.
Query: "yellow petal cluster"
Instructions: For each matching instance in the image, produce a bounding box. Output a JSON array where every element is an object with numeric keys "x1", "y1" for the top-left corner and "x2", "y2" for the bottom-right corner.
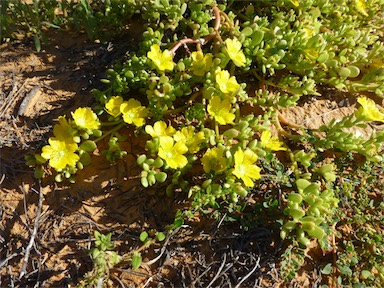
[
  {"x1": 53, "y1": 116, "x2": 75, "y2": 142},
  {"x1": 41, "y1": 138, "x2": 79, "y2": 170},
  {"x1": 207, "y1": 96, "x2": 235, "y2": 125},
  {"x1": 72, "y1": 107, "x2": 100, "y2": 130},
  {"x1": 215, "y1": 70, "x2": 240, "y2": 96},
  {"x1": 105, "y1": 96, "x2": 124, "y2": 117},
  {"x1": 232, "y1": 148, "x2": 261, "y2": 187},
  {"x1": 355, "y1": 0, "x2": 368, "y2": 16},
  {"x1": 201, "y1": 147, "x2": 227, "y2": 174},
  {"x1": 190, "y1": 51, "x2": 213, "y2": 76},
  {"x1": 158, "y1": 136, "x2": 188, "y2": 169},
  {"x1": 173, "y1": 126, "x2": 205, "y2": 153},
  {"x1": 145, "y1": 121, "x2": 176, "y2": 138},
  {"x1": 356, "y1": 96, "x2": 384, "y2": 123},
  {"x1": 260, "y1": 130, "x2": 287, "y2": 151},
  {"x1": 224, "y1": 38, "x2": 246, "y2": 67},
  {"x1": 120, "y1": 99, "x2": 149, "y2": 127},
  {"x1": 147, "y1": 44, "x2": 174, "y2": 72}
]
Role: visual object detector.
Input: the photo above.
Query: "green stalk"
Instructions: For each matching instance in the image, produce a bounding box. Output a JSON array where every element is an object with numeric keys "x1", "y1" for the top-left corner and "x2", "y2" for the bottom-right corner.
[
  {"x1": 94, "y1": 122, "x2": 126, "y2": 143},
  {"x1": 215, "y1": 120, "x2": 220, "y2": 140}
]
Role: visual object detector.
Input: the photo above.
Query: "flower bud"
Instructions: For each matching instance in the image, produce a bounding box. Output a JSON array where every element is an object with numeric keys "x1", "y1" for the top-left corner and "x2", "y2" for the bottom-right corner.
[
  {"x1": 93, "y1": 129, "x2": 103, "y2": 137},
  {"x1": 55, "y1": 173, "x2": 63, "y2": 183},
  {"x1": 77, "y1": 162, "x2": 84, "y2": 170}
]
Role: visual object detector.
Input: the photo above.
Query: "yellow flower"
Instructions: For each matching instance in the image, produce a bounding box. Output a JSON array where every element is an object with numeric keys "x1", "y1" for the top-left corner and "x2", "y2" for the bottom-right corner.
[
  {"x1": 147, "y1": 44, "x2": 174, "y2": 72},
  {"x1": 145, "y1": 121, "x2": 176, "y2": 138},
  {"x1": 120, "y1": 99, "x2": 149, "y2": 127},
  {"x1": 190, "y1": 51, "x2": 213, "y2": 76},
  {"x1": 201, "y1": 147, "x2": 227, "y2": 174},
  {"x1": 105, "y1": 96, "x2": 124, "y2": 117},
  {"x1": 53, "y1": 116, "x2": 75, "y2": 142},
  {"x1": 356, "y1": 96, "x2": 384, "y2": 122},
  {"x1": 215, "y1": 70, "x2": 240, "y2": 95},
  {"x1": 207, "y1": 96, "x2": 235, "y2": 125},
  {"x1": 355, "y1": 0, "x2": 368, "y2": 16},
  {"x1": 173, "y1": 127, "x2": 205, "y2": 153},
  {"x1": 41, "y1": 138, "x2": 79, "y2": 170},
  {"x1": 232, "y1": 148, "x2": 261, "y2": 187},
  {"x1": 224, "y1": 38, "x2": 246, "y2": 67},
  {"x1": 72, "y1": 107, "x2": 100, "y2": 130},
  {"x1": 158, "y1": 136, "x2": 188, "y2": 169},
  {"x1": 289, "y1": 0, "x2": 299, "y2": 6},
  {"x1": 260, "y1": 130, "x2": 287, "y2": 151}
]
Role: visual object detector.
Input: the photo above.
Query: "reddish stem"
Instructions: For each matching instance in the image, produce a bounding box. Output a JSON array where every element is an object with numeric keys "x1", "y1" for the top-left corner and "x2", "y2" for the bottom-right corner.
[{"x1": 169, "y1": 6, "x2": 221, "y2": 55}]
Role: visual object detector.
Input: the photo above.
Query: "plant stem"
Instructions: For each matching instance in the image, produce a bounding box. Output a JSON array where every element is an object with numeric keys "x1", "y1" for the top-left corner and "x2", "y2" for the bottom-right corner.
[
  {"x1": 170, "y1": 6, "x2": 221, "y2": 54},
  {"x1": 101, "y1": 119, "x2": 124, "y2": 126},
  {"x1": 215, "y1": 120, "x2": 220, "y2": 140},
  {"x1": 94, "y1": 122, "x2": 126, "y2": 143},
  {"x1": 163, "y1": 105, "x2": 188, "y2": 116},
  {"x1": 163, "y1": 91, "x2": 201, "y2": 116}
]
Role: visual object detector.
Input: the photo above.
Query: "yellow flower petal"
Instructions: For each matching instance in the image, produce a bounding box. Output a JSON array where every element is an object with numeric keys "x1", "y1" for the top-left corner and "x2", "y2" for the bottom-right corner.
[
  {"x1": 207, "y1": 96, "x2": 235, "y2": 125},
  {"x1": 215, "y1": 70, "x2": 240, "y2": 95},
  {"x1": 147, "y1": 44, "x2": 174, "y2": 72},
  {"x1": 260, "y1": 130, "x2": 287, "y2": 151},
  {"x1": 225, "y1": 38, "x2": 246, "y2": 67},
  {"x1": 145, "y1": 121, "x2": 176, "y2": 138},
  {"x1": 232, "y1": 148, "x2": 261, "y2": 187},
  {"x1": 158, "y1": 136, "x2": 188, "y2": 169},
  {"x1": 105, "y1": 96, "x2": 124, "y2": 117},
  {"x1": 355, "y1": 0, "x2": 368, "y2": 16},
  {"x1": 356, "y1": 97, "x2": 384, "y2": 123},
  {"x1": 72, "y1": 107, "x2": 100, "y2": 130},
  {"x1": 191, "y1": 51, "x2": 213, "y2": 76},
  {"x1": 173, "y1": 127, "x2": 205, "y2": 153},
  {"x1": 41, "y1": 138, "x2": 79, "y2": 170},
  {"x1": 53, "y1": 116, "x2": 75, "y2": 142},
  {"x1": 120, "y1": 99, "x2": 149, "y2": 127},
  {"x1": 201, "y1": 147, "x2": 227, "y2": 174}
]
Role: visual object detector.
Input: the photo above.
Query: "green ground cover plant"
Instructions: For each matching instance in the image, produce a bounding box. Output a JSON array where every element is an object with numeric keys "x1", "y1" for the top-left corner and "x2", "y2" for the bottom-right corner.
[{"x1": 3, "y1": 0, "x2": 384, "y2": 286}]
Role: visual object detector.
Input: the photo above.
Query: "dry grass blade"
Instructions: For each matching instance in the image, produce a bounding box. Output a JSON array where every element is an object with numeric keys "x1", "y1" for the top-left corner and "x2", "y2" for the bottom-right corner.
[
  {"x1": 234, "y1": 255, "x2": 261, "y2": 288},
  {"x1": 206, "y1": 253, "x2": 227, "y2": 288},
  {"x1": 19, "y1": 184, "x2": 44, "y2": 279}
]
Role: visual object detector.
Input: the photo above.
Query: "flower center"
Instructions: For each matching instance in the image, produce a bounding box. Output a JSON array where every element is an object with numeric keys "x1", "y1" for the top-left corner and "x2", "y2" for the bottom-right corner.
[{"x1": 237, "y1": 164, "x2": 246, "y2": 176}]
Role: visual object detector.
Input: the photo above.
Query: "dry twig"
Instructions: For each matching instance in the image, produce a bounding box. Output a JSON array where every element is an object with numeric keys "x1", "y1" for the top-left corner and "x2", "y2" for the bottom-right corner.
[{"x1": 19, "y1": 184, "x2": 44, "y2": 279}]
